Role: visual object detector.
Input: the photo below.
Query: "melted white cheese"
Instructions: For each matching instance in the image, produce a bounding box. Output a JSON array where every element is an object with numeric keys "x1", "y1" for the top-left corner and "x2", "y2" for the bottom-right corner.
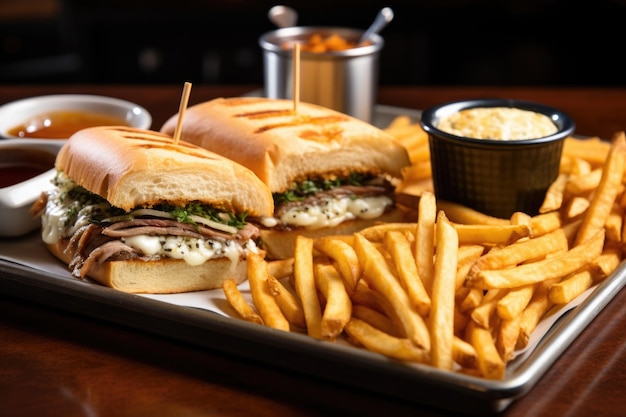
[
  {"x1": 41, "y1": 183, "x2": 256, "y2": 267},
  {"x1": 278, "y1": 195, "x2": 393, "y2": 230}
]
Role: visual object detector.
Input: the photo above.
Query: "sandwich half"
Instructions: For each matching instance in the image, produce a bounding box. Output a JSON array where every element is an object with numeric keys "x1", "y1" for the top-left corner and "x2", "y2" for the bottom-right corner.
[
  {"x1": 160, "y1": 97, "x2": 413, "y2": 259},
  {"x1": 31, "y1": 126, "x2": 274, "y2": 293}
]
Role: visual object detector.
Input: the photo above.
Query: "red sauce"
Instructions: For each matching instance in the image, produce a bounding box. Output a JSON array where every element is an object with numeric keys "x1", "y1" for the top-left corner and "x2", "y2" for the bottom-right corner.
[
  {"x1": 7, "y1": 110, "x2": 127, "y2": 139},
  {"x1": 0, "y1": 148, "x2": 55, "y2": 188},
  {"x1": 0, "y1": 165, "x2": 49, "y2": 188}
]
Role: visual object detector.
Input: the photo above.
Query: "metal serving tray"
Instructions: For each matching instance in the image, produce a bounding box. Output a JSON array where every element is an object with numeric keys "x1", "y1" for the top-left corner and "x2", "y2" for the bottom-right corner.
[{"x1": 1, "y1": 105, "x2": 624, "y2": 414}]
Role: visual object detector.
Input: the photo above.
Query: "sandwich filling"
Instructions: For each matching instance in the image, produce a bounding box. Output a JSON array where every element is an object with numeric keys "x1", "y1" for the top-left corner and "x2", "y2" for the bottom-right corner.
[
  {"x1": 34, "y1": 173, "x2": 260, "y2": 279},
  {"x1": 262, "y1": 172, "x2": 396, "y2": 230}
]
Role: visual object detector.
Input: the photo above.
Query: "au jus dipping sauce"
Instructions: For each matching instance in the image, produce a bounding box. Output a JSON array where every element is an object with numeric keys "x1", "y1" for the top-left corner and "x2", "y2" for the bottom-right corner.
[{"x1": 7, "y1": 110, "x2": 127, "y2": 139}]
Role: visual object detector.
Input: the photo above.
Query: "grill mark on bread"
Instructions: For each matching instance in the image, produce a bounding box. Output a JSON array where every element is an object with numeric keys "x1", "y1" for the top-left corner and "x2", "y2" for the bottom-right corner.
[{"x1": 253, "y1": 116, "x2": 350, "y2": 134}]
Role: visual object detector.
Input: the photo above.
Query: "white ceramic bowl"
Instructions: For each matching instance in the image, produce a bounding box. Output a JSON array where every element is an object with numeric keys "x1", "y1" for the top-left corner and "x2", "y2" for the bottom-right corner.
[
  {"x1": 0, "y1": 94, "x2": 152, "y2": 143},
  {"x1": 0, "y1": 140, "x2": 63, "y2": 237}
]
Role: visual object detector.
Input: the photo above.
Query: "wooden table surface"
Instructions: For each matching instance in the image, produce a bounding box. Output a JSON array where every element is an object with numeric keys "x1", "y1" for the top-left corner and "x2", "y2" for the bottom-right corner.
[{"x1": 1, "y1": 84, "x2": 625, "y2": 417}]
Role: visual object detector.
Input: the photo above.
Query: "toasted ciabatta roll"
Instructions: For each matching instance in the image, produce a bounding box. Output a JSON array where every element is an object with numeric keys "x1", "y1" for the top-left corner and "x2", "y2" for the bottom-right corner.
[
  {"x1": 160, "y1": 97, "x2": 413, "y2": 259},
  {"x1": 31, "y1": 126, "x2": 274, "y2": 293}
]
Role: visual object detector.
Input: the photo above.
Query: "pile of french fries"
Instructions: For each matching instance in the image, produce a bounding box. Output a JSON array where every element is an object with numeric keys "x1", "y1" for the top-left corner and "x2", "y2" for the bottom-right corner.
[{"x1": 223, "y1": 116, "x2": 626, "y2": 380}]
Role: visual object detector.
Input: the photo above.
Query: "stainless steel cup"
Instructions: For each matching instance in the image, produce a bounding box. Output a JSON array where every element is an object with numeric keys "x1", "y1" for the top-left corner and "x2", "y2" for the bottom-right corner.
[{"x1": 259, "y1": 27, "x2": 384, "y2": 122}]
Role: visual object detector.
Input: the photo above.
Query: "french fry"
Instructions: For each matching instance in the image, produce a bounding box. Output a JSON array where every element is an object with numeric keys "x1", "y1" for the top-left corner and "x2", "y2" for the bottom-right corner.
[
  {"x1": 466, "y1": 320, "x2": 505, "y2": 380},
  {"x1": 470, "y1": 289, "x2": 505, "y2": 329},
  {"x1": 314, "y1": 263, "x2": 352, "y2": 340},
  {"x1": 351, "y1": 304, "x2": 400, "y2": 337},
  {"x1": 575, "y1": 132, "x2": 626, "y2": 246},
  {"x1": 354, "y1": 233, "x2": 431, "y2": 350},
  {"x1": 455, "y1": 245, "x2": 485, "y2": 291},
  {"x1": 453, "y1": 336, "x2": 478, "y2": 369},
  {"x1": 267, "y1": 258, "x2": 294, "y2": 279},
  {"x1": 539, "y1": 173, "x2": 568, "y2": 213},
  {"x1": 344, "y1": 318, "x2": 429, "y2": 363},
  {"x1": 588, "y1": 243, "x2": 622, "y2": 279},
  {"x1": 496, "y1": 284, "x2": 535, "y2": 320},
  {"x1": 548, "y1": 269, "x2": 593, "y2": 305},
  {"x1": 222, "y1": 278, "x2": 264, "y2": 325},
  {"x1": 415, "y1": 191, "x2": 436, "y2": 293},
  {"x1": 358, "y1": 222, "x2": 415, "y2": 242},
  {"x1": 430, "y1": 211, "x2": 458, "y2": 371},
  {"x1": 454, "y1": 223, "x2": 531, "y2": 245},
  {"x1": 314, "y1": 236, "x2": 361, "y2": 292},
  {"x1": 294, "y1": 236, "x2": 323, "y2": 339},
  {"x1": 437, "y1": 200, "x2": 510, "y2": 226},
  {"x1": 467, "y1": 230, "x2": 605, "y2": 289},
  {"x1": 496, "y1": 315, "x2": 522, "y2": 362},
  {"x1": 562, "y1": 136, "x2": 610, "y2": 167},
  {"x1": 563, "y1": 196, "x2": 590, "y2": 220},
  {"x1": 529, "y1": 211, "x2": 562, "y2": 237},
  {"x1": 565, "y1": 168, "x2": 602, "y2": 196},
  {"x1": 468, "y1": 226, "x2": 569, "y2": 273},
  {"x1": 518, "y1": 280, "x2": 557, "y2": 348},
  {"x1": 266, "y1": 275, "x2": 307, "y2": 329},
  {"x1": 384, "y1": 230, "x2": 431, "y2": 316},
  {"x1": 247, "y1": 253, "x2": 290, "y2": 331},
  {"x1": 605, "y1": 204, "x2": 623, "y2": 242}
]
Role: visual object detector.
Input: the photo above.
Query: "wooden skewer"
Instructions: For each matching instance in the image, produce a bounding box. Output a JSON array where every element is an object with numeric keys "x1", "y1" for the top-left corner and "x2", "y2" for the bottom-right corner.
[
  {"x1": 172, "y1": 81, "x2": 192, "y2": 145},
  {"x1": 292, "y1": 43, "x2": 300, "y2": 113}
]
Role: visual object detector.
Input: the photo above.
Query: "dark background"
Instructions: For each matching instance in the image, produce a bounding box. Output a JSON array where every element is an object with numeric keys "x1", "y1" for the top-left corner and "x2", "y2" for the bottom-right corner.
[{"x1": 1, "y1": 0, "x2": 625, "y2": 86}]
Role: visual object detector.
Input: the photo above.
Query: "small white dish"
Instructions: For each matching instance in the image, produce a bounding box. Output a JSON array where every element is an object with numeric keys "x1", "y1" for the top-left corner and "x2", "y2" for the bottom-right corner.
[
  {"x1": 0, "y1": 94, "x2": 152, "y2": 143},
  {"x1": 0, "y1": 140, "x2": 62, "y2": 237}
]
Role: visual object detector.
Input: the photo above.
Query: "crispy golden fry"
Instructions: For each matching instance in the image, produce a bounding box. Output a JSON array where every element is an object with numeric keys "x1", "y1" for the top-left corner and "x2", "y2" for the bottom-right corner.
[
  {"x1": 467, "y1": 230, "x2": 605, "y2": 289},
  {"x1": 455, "y1": 245, "x2": 485, "y2": 291},
  {"x1": 453, "y1": 336, "x2": 478, "y2": 369},
  {"x1": 454, "y1": 223, "x2": 532, "y2": 245},
  {"x1": 518, "y1": 280, "x2": 557, "y2": 348},
  {"x1": 575, "y1": 132, "x2": 626, "y2": 245},
  {"x1": 437, "y1": 200, "x2": 510, "y2": 225},
  {"x1": 496, "y1": 284, "x2": 535, "y2": 320},
  {"x1": 430, "y1": 211, "x2": 458, "y2": 371},
  {"x1": 529, "y1": 211, "x2": 562, "y2": 237},
  {"x1": 540, "y1": 173, "x2": 568, "y2": 213},
  {"x1": 315, "y1": 263, "x2": 352, "y2": 340},
  {"x1": 350, "y1": 281, "x2": 385, "y2": 312},
  {"x1": 562, "y1": 136, "x2": 610, "y2": 167},
  {"x1": 358, "y1": 222, "x2": 416, "y2": 242},
  {"x1": 354, "y1": 233, "x2": 431, "y2": 350},
  {"x1": 605, "y1": 204, "x2": 623, "y2": 242},
  {"x1": 548, "y1": 269, "x2": 593, "y2": 305},
  {"x1": 459, "y1": 288, "x2": 484, "y2": 313},
  {"x1": 470, "y1": 289, "x2": 505, "y2": 329},
  {"x1": 384, "y1": 230, "x2": 431, "y2": 316},
  {"x1": 466, "y1": 320, "x2": 505, "y2": 380},
  {"x1": 344, "y1": 318, "x2": 429, "y2": 363},
  {"x1": 351, "y1": 304, "x2": 400, "y2": 337},
  {"x1": 563, "y1": 196, "x2": 590, "y2": 220},
  {"x1": 496, "y1": 315, "x2": 522, "y2": 362},
  {"x1": 294, "y1": 236, "x2": 323, "y2": 338},
  {"x1": 565, "y1": 168, "x2": 602, "y2": 196},
  {"x1": 588, "y1": 243, "x2": 622, "y2": 279},
  {"x1": 266, "y1": 275, "x2": 307, "y2": 329},
  {"x1": 314, "y1": 236, "x2": 361, "y2": 292},
  {"x1": 468, "y1": 226, "x2": 569, "y2": 273},
  {"x1": 247, "y1": 253, "x2": 290, "y2": 331},
  {"x1": 416, "y1": 191, "x2": 436, "y2": 294},
  {"x1": 566, "y1": 157, "x2": 592, "y2": 176},
  {"x1": 267, "y1": 258, "x2": 294, "y2": 279},
  {"x1": 222, "y1": 278, "x2": 264, "y2": 325}
]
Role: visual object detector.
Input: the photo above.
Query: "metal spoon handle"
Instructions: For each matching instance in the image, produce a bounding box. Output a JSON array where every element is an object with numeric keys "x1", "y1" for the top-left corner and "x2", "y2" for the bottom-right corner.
[{"x1": 358, "y1": 7, "x2": 394, "y2": 45}]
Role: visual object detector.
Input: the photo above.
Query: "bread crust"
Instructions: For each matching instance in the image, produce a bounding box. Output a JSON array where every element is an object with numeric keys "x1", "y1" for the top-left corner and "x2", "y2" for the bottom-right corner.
[
  {"x1": 56, "y1": 126, "x2": 274, "y2": 216},
  {"x1": 160, "y1": 97, "x2": 411, "y2": 193},
  {"x1": 47, "y1": 239, "x2": 247, "y2": 293},
  {"x1": 260, "y1": 207, "x2": 417, "y2": 260}
]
